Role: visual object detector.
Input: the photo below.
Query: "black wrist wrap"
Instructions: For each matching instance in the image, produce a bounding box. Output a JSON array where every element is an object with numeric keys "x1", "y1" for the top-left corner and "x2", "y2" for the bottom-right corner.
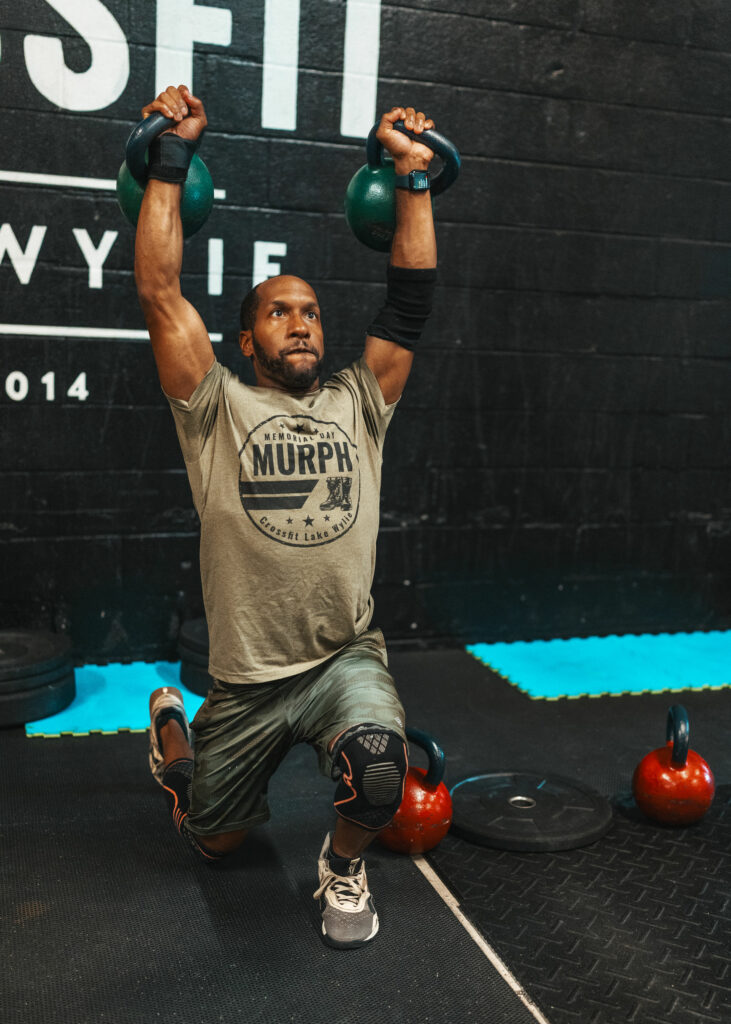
[
  {"x1": 367, "y1": 264, "x2": 437, "y2": 351},
  {"x1": 147, "y1": 133, "x2": 199, "y2": 184}
]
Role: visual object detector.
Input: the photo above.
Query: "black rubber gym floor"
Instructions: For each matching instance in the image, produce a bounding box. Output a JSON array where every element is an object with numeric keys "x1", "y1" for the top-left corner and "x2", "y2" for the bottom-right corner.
[{"x1": 2, "y1": 647, "x2": 730, "y2": 1023}]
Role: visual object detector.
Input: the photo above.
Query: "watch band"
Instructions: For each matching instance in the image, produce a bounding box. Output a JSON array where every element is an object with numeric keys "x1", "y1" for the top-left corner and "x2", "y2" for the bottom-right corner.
[{"x1": 394, "y1": 169, "x2": 430, "y2": 192}]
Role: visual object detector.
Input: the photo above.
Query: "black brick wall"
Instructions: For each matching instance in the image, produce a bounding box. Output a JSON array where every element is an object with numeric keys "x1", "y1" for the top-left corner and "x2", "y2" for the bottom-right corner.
[{"x1": 1, "y1": 0, "x2": 729, "y2": 660}]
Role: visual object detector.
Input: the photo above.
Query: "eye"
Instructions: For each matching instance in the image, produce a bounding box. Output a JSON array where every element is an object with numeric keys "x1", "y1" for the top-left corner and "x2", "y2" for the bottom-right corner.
[
  {"x1": 271, "y1": 309, "x2": 285, "y2": 317},
  {"x1": 305, "y1": 311, "x2": 319, "y2": 320}
]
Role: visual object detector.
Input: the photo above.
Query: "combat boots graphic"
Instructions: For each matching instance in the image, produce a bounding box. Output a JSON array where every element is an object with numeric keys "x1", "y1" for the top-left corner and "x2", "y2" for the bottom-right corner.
[
  {"x1": 320, "y1": 477, "x2": 343, "y2": 511},
  {"x1": 320, "y1": 476, "x2": 353, "y2": 511}
]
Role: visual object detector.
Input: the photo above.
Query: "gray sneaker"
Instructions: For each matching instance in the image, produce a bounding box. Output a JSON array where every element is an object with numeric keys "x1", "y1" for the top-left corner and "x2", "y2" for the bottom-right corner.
[
  {"x1": 313, "y1": 833, "x2": 379, "y2": 949},
  {"x1": 148, "y1": 686, "x2": 192, "y2": 785}
]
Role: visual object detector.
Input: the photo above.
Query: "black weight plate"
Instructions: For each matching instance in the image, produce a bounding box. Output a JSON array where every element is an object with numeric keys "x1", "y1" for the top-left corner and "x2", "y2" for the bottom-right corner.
[
  {"x1": 450, "y1": 770, "x2": 613, "y2": 852},
  {"x1": 0, "y1": 630, "x2": 72, "y2": 682},
  {"x1": 180, "y1": 660, "x2": 212, "y2": 697},
  {"x1": 0, "y1": 670, "x2": 76, "y2": 728},
  {"x1": 178, "y1": 618, "x2": 209, "y2": 656},
  {"x1": 176, "y1": 642, "x2": 209, "y2": 668},
  {"x1": 0, "y1": 659, "x2": 74, "y2": 695}
]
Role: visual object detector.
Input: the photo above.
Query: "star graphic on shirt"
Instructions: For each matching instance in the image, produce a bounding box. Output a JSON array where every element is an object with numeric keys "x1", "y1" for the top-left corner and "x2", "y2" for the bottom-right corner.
[
  {"x1": 324, "y1": 515, "x2": 330, "y2": 522},
  {"x1": 286, "y1": 517, "x2": 293, "y2": 524},
  {"x1": 294, "y1": 424, "x2": 306, "y2": 433},
  {"x1": 303, "y1": 515, "x2": 314, "y2": 527}
]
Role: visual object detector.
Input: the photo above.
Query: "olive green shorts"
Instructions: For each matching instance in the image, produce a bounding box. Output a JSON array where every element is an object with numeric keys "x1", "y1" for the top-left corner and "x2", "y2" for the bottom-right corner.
[{"x1": 185, "y1": 627, "x2": 406, "y2": 837}]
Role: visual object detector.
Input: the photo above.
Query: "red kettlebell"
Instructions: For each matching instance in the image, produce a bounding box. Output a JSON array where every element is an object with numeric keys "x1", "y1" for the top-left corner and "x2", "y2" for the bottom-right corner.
[
  {"x1": 632, "y1": 705, "x2": 715, "y2": 826},
  {"x1": 379, "y1": 727, "x2": 453, "y2": 854}
]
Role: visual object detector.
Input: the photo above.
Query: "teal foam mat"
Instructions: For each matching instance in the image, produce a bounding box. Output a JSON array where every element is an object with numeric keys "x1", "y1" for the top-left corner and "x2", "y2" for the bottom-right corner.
[
  {"x1": 26, "y1": 661, "x2": 205, "y2": 737},
  {"x1": 467, "y1": 630, "x2": 731, "y2": 700}
]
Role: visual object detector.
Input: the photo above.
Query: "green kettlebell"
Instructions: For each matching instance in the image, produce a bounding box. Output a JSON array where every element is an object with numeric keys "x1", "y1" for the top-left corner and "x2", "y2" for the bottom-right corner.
[
  {"x1": 116, "y1": 112, "x2": 213, "y2": 238},
  {"x1": 344, "y1": 121, "x2": 461, "y2": 252}
]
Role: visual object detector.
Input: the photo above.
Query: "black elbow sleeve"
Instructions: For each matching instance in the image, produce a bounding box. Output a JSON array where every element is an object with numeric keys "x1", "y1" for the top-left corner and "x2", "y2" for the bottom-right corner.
[{"x1": 367, "y1": 264, "x2": 437, "y2": 351}]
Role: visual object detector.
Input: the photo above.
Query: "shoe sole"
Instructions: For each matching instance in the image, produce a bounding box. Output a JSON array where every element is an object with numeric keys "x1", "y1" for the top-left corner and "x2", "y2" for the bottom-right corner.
[{"x1": 148, "y1": 689, "x2": 191, "y2": 784}]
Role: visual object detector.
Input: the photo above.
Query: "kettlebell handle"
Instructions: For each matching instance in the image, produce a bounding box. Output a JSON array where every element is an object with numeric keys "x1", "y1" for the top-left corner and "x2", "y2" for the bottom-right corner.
[
  {"x1": 366, "y1": 121, "x2": 461, "y2": 197},
  {"x1": 406, "y1": 726, "x2": 446, "y2": 787},
  {"x1": 666, "y1": 704, "x2": 690, "y2": 768},
  {"x1": 125, "y1": 111, "x2": 176, "y2": 186}
]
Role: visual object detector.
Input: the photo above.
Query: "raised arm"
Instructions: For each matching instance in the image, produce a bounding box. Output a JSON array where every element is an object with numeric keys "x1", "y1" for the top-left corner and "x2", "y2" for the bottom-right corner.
[
  {"x1": 364, "y1": 106, "x2": 438, "y2": 405},
  {"x1": 134, "y1": 85, "x2": 215, "y2": 400}
]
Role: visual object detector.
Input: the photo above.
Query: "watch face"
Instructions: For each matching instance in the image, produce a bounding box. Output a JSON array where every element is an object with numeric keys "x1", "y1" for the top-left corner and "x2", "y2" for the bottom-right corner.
[{"x1": 395, "y1": 171, "x2": 430, "y2": 190}]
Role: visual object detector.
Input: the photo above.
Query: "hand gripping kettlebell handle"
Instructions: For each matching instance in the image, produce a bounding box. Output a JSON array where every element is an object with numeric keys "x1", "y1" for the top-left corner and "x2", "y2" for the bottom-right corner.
[
  {"x1": 366, "y1": 121, "x2": 461, "y2": 197},
  {"x1": 666, "y1": 704, "x2": 690, "y2": 768},
  {"x1": 406, "y1": 726, "x2": 446, "y2": 787},
  {"x1": 125, "y1": 111, "x2": 176, "y2": 186}
]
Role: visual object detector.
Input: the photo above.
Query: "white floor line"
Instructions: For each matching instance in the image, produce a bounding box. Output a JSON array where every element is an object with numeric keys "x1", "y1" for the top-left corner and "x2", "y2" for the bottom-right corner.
[{"x1": 413, "y1": 855, "x2": 553, "y2": 1024}]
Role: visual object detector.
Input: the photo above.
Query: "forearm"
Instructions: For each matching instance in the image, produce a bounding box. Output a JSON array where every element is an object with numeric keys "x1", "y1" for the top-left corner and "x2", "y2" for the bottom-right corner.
[
  {"x1": 390, "y1": 155, "x2": 437, "y2": 268},
  {"x1": 134, "y1": 180, "x2": 184, "y2": 305},
  {"x1": 390, "y1": 192, "x2": 437, "y2": 268}
]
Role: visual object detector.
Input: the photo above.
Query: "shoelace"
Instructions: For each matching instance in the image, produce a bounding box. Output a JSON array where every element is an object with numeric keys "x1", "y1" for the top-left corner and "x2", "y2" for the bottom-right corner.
[{"x1": 314, "y1": 869, "x2": 366, "y2": 908}]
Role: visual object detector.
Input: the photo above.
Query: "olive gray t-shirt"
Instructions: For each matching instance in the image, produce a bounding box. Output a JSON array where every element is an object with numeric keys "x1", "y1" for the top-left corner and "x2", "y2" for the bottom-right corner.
[{"x1": 166, "y1": 356, "x2": 396, "y2": 684}]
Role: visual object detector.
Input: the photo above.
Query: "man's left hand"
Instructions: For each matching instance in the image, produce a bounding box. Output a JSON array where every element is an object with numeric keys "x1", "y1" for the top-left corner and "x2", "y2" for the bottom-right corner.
[{"x1": 376, "y1": 106, "x2": 435, "y2": 173}]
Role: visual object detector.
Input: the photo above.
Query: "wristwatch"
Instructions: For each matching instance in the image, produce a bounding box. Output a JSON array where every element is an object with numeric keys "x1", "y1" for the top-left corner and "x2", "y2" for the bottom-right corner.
[{"x1": 394, "y1": 169, "x2": 430, "y2": 191}]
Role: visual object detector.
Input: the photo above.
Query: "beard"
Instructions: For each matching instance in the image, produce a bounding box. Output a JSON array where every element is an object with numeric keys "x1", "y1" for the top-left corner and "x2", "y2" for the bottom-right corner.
[{"x1": 251, "y1": 334, "x2": 324, "y2": 391}]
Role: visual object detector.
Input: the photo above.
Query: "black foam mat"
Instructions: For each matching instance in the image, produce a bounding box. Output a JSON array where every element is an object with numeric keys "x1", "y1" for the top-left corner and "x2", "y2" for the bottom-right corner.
[
  {"x1": 391, "y1": 648, "x2": 730, "y2": 799},
  {"x1": 1, "y1": 726, "x2": 535, "y2": 1024}
]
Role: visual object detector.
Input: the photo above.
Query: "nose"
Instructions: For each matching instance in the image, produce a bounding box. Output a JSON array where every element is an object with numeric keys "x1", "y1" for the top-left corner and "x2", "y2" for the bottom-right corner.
[{"x1": 289, "y1": 315, "x2": 310, "y2": 337}]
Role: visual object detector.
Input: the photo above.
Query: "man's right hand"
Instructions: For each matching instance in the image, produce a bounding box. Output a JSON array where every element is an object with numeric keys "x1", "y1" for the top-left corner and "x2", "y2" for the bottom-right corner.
[{"x1": 141, "y1": 84, "x2": 207, "y2": 144}]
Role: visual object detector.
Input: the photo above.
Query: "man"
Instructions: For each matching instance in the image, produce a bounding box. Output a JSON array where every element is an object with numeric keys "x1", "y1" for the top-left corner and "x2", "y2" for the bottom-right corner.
[{"x1": 137, "y1": 84, "x2": 437, "y2": 949}]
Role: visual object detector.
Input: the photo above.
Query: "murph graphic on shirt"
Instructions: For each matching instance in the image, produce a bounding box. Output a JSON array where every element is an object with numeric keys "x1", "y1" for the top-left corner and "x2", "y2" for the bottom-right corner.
[{"x1": 238, "y1": 415, "x2": 361, "y2": 548}]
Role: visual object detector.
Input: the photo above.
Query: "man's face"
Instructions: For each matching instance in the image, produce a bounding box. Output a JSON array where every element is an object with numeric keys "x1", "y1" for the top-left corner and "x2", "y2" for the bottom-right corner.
[{"x1": 241, "y1": 276, "x2": 325, "y2": 392}]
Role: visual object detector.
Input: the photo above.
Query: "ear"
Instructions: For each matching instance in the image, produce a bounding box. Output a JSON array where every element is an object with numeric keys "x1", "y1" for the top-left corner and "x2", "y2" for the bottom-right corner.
[{"x1": 239, "y1": 330, "x2": 253, "y2": 358}]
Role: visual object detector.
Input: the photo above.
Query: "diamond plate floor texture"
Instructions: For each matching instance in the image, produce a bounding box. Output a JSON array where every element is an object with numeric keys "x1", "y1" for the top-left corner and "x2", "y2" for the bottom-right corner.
[{"x1": 428, "y1": 789, "x2": 731, "y2": 1024}]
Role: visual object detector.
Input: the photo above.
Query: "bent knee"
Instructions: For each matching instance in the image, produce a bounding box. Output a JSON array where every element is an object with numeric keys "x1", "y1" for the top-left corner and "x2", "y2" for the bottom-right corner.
[
  {"x1": 331, "y1": 724, "x2": 408, "y2": 831},
  {"x1": 197, "y1": 828, "x2": 248, "y2": 855},
  {"x1": 183, "y1": 826, "x2": 248, "y2": 862}
]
